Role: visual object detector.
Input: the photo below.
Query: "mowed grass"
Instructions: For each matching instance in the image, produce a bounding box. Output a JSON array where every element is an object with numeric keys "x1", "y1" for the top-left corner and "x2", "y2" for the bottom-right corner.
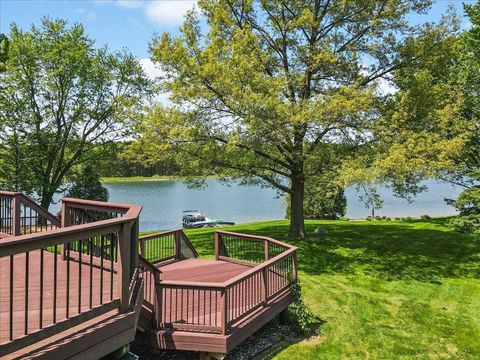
[{"x1": 172, "y1": 219, "x2": 480, "y2": 359}]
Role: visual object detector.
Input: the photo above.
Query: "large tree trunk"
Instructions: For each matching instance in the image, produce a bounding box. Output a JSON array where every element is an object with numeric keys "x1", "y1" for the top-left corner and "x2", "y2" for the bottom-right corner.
[
  {"x1": 288, "y1": 176, "x2": 306, "y2": 239},
  {"x1": 40, "y1": 190, "x2": 53, "y2": 211}
]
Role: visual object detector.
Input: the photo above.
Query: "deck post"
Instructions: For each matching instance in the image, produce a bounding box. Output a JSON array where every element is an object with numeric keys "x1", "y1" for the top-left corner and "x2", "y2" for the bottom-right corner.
[
  {"x1": 130, "y1": 218, "x2": 140, "y2": 271},
  {"x1": 174, "y1": 230, "x2": 182, "y2": 259},
  {"x1": 220, "y1": 288, "x2": 228, "y2": 335},
  {"x1": 262, "y1": 267, "x2": 268, "y2": 306},
  {"x1": 139, "y1": 237, "x2": 145, "y2": 257},
  {"x1": 154, "y1": 272, "x2": 162, "y2": 328},
  {"x1": 292, "y1": 251, "x2": 298, "y2": 280},
  {"x1": 214, "y1": 232, "x2": 220, "y2": 260},
  {"x1": 12, "y1": 193, "x2": 21, "y2": 236},
  {"x1": 60, "y1": 201, "x2": 70, "y2": 260},
  {"x1": 118, "y1": 221, "x2": 133, "y2": 313},
  {"x1": 264, "y1": 239, "x2": 269, "y2": 261}
]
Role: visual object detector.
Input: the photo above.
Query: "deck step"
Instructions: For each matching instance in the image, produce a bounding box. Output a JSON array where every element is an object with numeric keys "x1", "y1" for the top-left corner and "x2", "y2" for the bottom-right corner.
[{"x1": 5, "y1": 309, "x2": 138, "y2": 360}]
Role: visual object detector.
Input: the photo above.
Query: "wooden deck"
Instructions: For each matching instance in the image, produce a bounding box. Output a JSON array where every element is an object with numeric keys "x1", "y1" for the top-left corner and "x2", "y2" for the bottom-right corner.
[
  {"x1": 0, "y1": 193, "x2": 298, "y2": 358},
  {"x1": 0, "y1": 249, "x2": 119, "y2": 344},
  {"x1": 143, "y1": 258, "x2": 293, "y2": 353}
]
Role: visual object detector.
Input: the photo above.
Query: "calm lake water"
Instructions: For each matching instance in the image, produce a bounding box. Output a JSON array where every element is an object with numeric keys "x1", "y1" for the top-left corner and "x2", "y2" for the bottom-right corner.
[{"x1": 54, "y1": 179, "x2": 462, "y2": 232}]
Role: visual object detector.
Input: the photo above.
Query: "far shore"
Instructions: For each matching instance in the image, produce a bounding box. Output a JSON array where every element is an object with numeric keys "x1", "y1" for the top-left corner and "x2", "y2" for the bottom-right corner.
[{"x1": 101, "y1": 175, "x2": 221, "y2": 183}]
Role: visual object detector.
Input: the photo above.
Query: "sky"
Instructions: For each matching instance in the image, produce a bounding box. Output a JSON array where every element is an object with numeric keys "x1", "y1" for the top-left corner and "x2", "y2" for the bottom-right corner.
[{"x1": 0, "y1": 0, "x2": 476, "y2": 81}]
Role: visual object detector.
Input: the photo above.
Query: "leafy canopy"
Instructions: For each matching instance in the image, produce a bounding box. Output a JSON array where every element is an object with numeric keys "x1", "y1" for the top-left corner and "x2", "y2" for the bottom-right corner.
[
  {"x1": 0, "y1": 18, "x2": 150, "y2": 208},
  {"x1": 131, "y1": 0, "x2": 455, "y2": 237}
]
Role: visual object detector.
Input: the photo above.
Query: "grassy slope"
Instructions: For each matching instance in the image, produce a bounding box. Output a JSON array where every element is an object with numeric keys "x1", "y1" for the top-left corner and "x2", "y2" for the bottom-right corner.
[{"x1": 177, "y1": 219, "x2": 480, "y2": 359}]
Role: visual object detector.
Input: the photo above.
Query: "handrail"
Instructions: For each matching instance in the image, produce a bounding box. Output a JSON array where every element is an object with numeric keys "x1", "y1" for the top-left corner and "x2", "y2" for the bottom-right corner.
[
  {"x1": 215, "y1": 229, "x2": 292, "y2": 249},
  {"x1": 0, "y1": 191, "x2": 60, "y2": 236},
  {"x1": 0, "y1": 210, "x2": 140, "y2": 256},
  {"x1": 17, "y1": 194, "x2": 61, "y2": 227},
  {"x1": 62, "y1": 197, "x2": 138, "y2": 214},
  {"x1": 139, "y1": 253, "x2": 162, "y2": 275},
  {"x1": 139, "y1": 229, "x2": 179, "y2": 242},
  {"x1": 0, "y1": 197, "x2": 143, "y2": 355},
  {"x1": 139, "y1": 229, "x2": 198, "y2": 262}
]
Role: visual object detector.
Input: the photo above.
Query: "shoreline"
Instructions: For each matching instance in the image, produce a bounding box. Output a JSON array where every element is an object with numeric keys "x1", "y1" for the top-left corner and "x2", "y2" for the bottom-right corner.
[{"x1": 101, "y1": 175, "x2": 220, "y2": 183}]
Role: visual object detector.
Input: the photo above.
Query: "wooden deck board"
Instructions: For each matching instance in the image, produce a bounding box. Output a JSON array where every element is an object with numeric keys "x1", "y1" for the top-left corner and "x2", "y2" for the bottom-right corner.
[
  {"x1": 0, "y1": 250, "x2": 119, "y2": 344},
  {"x1": 159, "y1": 258, "x2": 249, "y2": 282}
]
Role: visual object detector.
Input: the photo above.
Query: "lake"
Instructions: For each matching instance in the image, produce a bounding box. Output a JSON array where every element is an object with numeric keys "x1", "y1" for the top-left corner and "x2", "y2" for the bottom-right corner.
[{"x1": 61, "y1": 179, "x2": 461, "y2": 232}]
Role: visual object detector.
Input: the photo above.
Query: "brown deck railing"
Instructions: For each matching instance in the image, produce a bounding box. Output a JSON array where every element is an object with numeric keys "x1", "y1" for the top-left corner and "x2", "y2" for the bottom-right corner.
[
  {"x1": 0, "y1": 197, "x2": 142, "y2": 357},
  {"x1": 144, "y1": 230, "x2": 297, "y2": 335},
  {"x1": 0, "y1": 191, "x2": 60, "y2": 237},
  {"x1": 139, "y1": 229, "x2": 198, "y2": 264}
]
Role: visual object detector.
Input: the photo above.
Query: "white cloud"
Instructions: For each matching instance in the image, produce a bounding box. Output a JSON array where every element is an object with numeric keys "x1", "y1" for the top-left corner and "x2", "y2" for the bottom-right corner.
[
  {"x1": 376, "y1": 77, "x2": 397, "y2": 96},
  {"x1": 140, "y1": 58, "x2": 163, "y2": 80},
  {"x1": 91, "y1": 0, "x2": 196, "y2": 26},
  {"x1": 140, "y1": 58, "x2": 171, "y2": 105},
  {"x1": 145, "y1": 1, "x2": 196, "y2": 26}
]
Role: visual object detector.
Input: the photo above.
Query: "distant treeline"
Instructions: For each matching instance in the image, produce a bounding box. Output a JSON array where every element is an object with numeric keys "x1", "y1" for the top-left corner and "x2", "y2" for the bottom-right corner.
[{"x1": 95, "y1": 142, "x2": 180, "y2": 178}]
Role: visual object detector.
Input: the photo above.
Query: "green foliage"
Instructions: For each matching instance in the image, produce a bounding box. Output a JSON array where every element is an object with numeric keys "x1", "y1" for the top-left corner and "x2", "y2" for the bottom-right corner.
[
  {"x1": 132, "y1": 0, "x2": 446, "y2": 238},
  {"x1": 420, "y1": 214, "x2": 432, "y2": 220},
  {"x1": 0, "y1": 34, "x2": 8, "y2": 72},
  {"x1": 289, "y1": 279, "x2": 322, "y2": 336},
  {"x1": 448, "y1": 215, "x2": 480, "y2": 235},
  {"x1": 66, "y1": 164, "x2": 109, "y2": 202},
  {"x1": 0, "y1": 18, "x2": 150, "y2": 208},
  {"x1": 286, "y1": 175, "x2": 346, "y2": 220},
  {"x1": 451, "y1": 186, "x2": 480, "y2": 216}
]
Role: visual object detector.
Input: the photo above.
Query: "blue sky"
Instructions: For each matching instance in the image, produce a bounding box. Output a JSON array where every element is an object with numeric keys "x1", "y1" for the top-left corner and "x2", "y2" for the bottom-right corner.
[{"x1": 0, "y1": 0, "x2": 476, "y2": 78}]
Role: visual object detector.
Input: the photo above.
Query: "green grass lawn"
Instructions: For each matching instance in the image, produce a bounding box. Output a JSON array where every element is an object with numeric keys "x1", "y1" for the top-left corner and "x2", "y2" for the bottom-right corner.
[{"x1": 171, "y1": 219, "x2": 480, "y2": 359}]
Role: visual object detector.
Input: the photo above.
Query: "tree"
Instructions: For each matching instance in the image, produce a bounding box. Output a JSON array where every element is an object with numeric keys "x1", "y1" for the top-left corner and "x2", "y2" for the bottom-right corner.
[
  {"x1": 369, "y1": 3, "x2": 478, "y2": 210},
  {"x1": 0, "y1": 34, "x2": 9, "y2": 72},
  {"x1": 66, "y1": 164, "x2": 109, "y2": 202},
  {"x1": 446, "y1": 2, "x2": 480, "y2": 235},
  {"x1": 0, "y1": 18, "x2": 150, "y2": 209},
  {"x1": 132, "y1": 0, "x2": 454, "y2": 238},
  {"x1": 287, "y1": 176, "x2": 346, "y2": 220}
]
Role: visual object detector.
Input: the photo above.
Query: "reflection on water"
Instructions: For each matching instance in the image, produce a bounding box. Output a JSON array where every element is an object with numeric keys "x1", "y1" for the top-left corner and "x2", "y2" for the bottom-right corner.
[{"x1": 51, "y1": 179, "x2": 461, "y2": 231}]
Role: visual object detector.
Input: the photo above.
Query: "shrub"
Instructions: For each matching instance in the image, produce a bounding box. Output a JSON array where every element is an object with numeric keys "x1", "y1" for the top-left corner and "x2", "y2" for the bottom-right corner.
[
  {"x1": 66, "y1": 164, "x2": 109, "y2": 202},
  {"x1": 448, "y1": 215, "x2": 480, "y2": 235},
  {"x1": 420, "y1": 214, "x2": 431, "y2": 220},
  {"x1": 289, "y1": 279, "x2": 322, "y2": 336}
]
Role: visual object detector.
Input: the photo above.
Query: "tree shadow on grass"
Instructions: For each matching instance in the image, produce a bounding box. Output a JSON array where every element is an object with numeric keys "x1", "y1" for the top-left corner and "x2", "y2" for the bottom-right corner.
[{"x1": 235, "y1": 221, "x2": 480, "y2": 283}]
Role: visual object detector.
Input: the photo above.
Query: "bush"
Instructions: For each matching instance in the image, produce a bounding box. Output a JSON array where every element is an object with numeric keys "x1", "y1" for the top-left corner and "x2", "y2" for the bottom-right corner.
[
  {"x1": 66, "y1": 164, "x2": 109, "y2": 201},
  {"x1": 446, "y1": 180, "x2": 479, "y2": 235},
  {"x1": 448, "y1": 215, "x2": 480, "y2": 235},
  {"x1": 289, "y1": 279, "x2": 322, "y2": 336},
  {"x1": 420, "y1": 214, "x2": 431, "y2": 220}
]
